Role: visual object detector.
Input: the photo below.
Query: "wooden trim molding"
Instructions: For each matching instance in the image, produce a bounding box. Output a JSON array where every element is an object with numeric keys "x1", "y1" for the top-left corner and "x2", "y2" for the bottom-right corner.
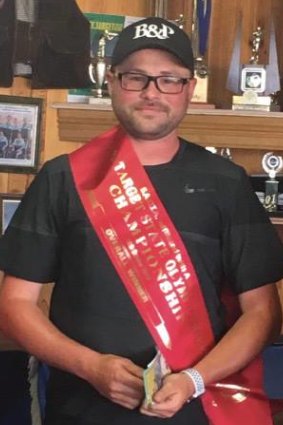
[{"x1": 52, "y1": 103, "x2": 283, "y2": 150}]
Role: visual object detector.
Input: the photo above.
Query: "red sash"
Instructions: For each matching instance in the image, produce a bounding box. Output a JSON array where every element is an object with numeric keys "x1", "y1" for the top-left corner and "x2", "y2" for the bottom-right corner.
[{"x1": 69, "y1": 125, "x2": 273, "y2": 425}]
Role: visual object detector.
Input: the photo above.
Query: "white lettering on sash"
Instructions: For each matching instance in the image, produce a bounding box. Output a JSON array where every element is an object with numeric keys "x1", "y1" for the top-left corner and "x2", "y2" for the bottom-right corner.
[
  {"x1": 105, "y1": 228, "x2": 128, "y2": 262},
  {"x1": 109, "y1": 185, "x2": 129, "y2": 209},
  {"x1": 110, "y1": 162, "x2": 142, "y2": 207},
  {"x1": 111, "y1": 160, "x2": 190, "y2": 319}
]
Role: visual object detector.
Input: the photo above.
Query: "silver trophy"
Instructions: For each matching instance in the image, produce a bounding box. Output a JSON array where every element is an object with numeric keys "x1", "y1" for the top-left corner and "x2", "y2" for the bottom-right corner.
[
  {"x1": 88, "y1": 30, "x2": 118, "y2": 99},
  {"x1": 262, "y1": 152, "x2": 283, "y2": 212}
]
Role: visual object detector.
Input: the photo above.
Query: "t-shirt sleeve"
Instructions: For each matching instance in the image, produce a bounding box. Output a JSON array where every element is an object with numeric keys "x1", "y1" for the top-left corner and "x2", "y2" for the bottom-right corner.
[
  {"x1": 222, "y1": 168, "x2": 283, "y2": 294},
  {"x1": 0, "y1": 159, "x2": 67, "y2": 283}
]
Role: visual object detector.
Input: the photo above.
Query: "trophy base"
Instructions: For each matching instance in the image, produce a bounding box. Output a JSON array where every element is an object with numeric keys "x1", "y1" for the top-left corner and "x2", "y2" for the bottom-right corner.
[
  {"x1": 191, "y1": 76, "x2": 209, "y2": 103},
  {"x1": 88, "y1": 96, "x2": 112, "y2": 108},
  {"x1": 232, "y1": 91, "x2": 280, "y2": 112},
  {"x1": 264, "y1": 179, "x2": 279, "y2": 212}
]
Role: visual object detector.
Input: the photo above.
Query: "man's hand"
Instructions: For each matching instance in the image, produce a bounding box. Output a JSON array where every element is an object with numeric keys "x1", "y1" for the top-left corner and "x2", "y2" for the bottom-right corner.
[
  {"x1": 87, "y1": 354, "x2": 144, "y2": 409},
  {"x1": 140, "y1": 372, "x2": 194, "y2": 418}
]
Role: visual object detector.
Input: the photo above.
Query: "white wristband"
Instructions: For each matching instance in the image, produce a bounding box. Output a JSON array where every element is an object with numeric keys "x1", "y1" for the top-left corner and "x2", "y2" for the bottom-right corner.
[{"x1": 182, "y1": 368, "x2": 205, "y2": 398}]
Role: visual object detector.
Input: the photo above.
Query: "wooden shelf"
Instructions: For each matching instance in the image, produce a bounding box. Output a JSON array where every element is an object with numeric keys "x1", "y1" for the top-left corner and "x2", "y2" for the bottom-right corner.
[{"x1": 52, "y1": 103, "x2": 283, "y2": 150}]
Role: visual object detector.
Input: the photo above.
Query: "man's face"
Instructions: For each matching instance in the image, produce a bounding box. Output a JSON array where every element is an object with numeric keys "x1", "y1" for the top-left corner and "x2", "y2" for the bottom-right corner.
[{"x1": 107, "y1": 49, "x2": 196, "y2": 141}]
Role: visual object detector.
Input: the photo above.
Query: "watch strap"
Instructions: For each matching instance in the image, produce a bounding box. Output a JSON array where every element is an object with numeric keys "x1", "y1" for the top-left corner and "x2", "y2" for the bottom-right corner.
[{"x1": 182, "y1": 368, "x2": 205, "y2": 398}]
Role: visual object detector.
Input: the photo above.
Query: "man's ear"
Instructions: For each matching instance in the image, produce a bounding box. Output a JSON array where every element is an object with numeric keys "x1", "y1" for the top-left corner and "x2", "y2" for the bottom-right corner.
[
  {"x1": 187, "y1": 78, "x2": 197, "y2": 103},
  {"x1": 106, "y1": 70, "x2": 114, "y2": 96}
]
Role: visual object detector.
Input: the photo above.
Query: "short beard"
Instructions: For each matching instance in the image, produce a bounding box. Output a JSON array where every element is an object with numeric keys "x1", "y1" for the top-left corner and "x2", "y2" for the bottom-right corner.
[{"x1": 113, "y1": 105, "x2": 176, "y2": 141}]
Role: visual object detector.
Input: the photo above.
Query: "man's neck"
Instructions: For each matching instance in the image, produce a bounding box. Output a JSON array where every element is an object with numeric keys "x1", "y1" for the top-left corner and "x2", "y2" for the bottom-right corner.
[{"x1": 130, "y1": 134, "x2": 180, "y2": 166}]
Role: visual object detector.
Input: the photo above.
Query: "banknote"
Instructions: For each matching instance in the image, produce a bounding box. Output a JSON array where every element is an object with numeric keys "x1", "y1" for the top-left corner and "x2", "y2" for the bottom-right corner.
[{"x1": 143, "y1": 351, "x2": 171, "y2": 406}]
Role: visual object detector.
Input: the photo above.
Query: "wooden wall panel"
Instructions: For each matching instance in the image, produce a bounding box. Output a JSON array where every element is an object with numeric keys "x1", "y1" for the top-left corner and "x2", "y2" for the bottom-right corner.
[
  {"x1": 77, "y1": 0, "x2": 151, "y2": 16},
  {"x1": 207, "y1": 0, "x2": 238, "y2": 108},
  {"x1": 273, "y1": 0, "x2": 283, "y2": 74}
]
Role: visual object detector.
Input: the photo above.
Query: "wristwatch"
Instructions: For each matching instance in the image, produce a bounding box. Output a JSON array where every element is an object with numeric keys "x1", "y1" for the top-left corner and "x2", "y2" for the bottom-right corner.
[{"x1": 182, "y1": 368, "x2": 205, "y2": 398}]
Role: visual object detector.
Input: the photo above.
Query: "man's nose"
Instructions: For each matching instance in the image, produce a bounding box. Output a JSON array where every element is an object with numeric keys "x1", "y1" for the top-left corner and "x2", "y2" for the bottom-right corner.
[{"x1": 140, "y1": 79, "x2": 160, "y2": 98}]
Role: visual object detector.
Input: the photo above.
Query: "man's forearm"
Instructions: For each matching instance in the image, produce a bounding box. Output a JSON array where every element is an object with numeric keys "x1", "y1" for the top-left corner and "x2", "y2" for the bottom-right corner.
[
  {"x1": 192, "y1": 285, "x2": 282, "y2": 387},
  {"x1": 0, "y1": 298, "x2": 100, "y2": 381}
]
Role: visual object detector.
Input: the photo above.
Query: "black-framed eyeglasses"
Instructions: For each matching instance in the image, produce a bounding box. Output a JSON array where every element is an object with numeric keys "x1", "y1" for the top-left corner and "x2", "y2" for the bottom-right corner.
[{"x1": 116, "y1": 72, "x2": 191, "y2": 94}]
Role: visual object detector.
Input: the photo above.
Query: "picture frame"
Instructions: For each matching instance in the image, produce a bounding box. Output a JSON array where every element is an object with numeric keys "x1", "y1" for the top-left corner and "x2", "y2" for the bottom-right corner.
[
  {"x1": 240, "y1": 65, "x2": 267, "y2": 93},
  {"x1": 0, "y1": 95, "x2": 43, "y2": 173},
  {"x1": 0, "y1": 193, "x2": 22, "y2": 234}
]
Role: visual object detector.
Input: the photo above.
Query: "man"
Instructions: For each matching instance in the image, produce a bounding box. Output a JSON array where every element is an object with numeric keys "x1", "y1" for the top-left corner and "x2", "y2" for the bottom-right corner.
[
  {"x1": 0, "y1": 130, "x2": 8, "y2": 157},
  {"x1": 10, "y1": 131, "x2": 26, "y2": 158},
  {"x1": 0, "y1": 17, "x2": 283, "y2": 425}
]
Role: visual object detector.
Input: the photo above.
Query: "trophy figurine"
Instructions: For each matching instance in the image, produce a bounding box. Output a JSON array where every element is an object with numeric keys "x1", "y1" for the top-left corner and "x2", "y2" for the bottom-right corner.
[
  {"x1": 262, "y1": 152, "x2": 283, "y2": 212},
  {"x1": 250, "y1": 27, "x2": 263, "y2": 65},
  {"x1": 88, "y1": 30, "x2": 118, "y2": 101}
]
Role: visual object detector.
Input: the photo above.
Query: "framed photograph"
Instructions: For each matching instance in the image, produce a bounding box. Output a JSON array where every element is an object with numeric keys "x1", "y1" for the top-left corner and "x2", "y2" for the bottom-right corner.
[
  {"x1": 0, "y1": 95, "x2": 43, "y2": 173},
  {"x1": 0, "y1": 193, "x2": 22, "y2": 234},
  {"x1": 240, "y1": 65, "x2": 267, "y2": 93}
]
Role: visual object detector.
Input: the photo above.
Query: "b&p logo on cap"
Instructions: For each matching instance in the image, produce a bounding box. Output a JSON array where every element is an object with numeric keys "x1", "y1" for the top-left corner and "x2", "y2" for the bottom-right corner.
[{"x1": 133, "y1": 23, "x2": 175, "y2": 40}]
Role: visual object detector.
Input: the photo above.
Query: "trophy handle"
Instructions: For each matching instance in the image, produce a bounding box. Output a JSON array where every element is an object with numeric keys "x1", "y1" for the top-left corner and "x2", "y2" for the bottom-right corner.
[
  {"x1": 88, "y1": 63, "x2": 95, "y2": 84},
  {"x1": 88, "y1": 60, "x2": 108, "y2": 98}
]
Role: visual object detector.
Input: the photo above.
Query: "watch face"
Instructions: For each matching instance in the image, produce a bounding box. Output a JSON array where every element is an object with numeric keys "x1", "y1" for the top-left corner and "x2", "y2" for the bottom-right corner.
[{"x1": 240, "y1": 66, "x2": 266, "y2": 93}]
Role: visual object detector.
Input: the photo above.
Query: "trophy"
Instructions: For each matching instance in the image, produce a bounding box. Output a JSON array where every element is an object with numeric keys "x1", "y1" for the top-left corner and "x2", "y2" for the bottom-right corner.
[
  {"x1": 190, "y1": 0, "x2": 211, "y2": 103},
  {"x1": 88, "y1": 30, "x2": 118, "y2": 102},
  {"x1": 231, "y1": 24, "x2": 280, "y2": 111},
  {"x1": 232, "y1": 27, "x2": 269, "y2": 111},
  {"x1": 153, "y1": 0, "x2": 168, "y2": 18},
  {"x1": 262, "y1": 152, "x2": 283, "y2": 212}
]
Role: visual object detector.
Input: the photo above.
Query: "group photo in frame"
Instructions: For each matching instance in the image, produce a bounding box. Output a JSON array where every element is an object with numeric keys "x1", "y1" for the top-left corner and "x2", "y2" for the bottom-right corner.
[
  {"x1": 0, "y1": 95, "x2": 43, "y2": 173},
  {"x1": 0, "y1": 193, "x2": 22, "y2": 234}
]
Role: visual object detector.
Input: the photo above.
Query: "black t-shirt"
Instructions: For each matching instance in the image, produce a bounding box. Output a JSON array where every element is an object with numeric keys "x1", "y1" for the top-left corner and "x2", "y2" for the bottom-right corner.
[{"x1": 0, "y1": 140, "x2": 283, "y2": 425}]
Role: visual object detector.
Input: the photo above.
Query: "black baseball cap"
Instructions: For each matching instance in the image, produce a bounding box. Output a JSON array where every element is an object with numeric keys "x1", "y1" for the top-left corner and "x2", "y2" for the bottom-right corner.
[{"x1": 111, "y1": 17, "x2": 195, "y2": 74}]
